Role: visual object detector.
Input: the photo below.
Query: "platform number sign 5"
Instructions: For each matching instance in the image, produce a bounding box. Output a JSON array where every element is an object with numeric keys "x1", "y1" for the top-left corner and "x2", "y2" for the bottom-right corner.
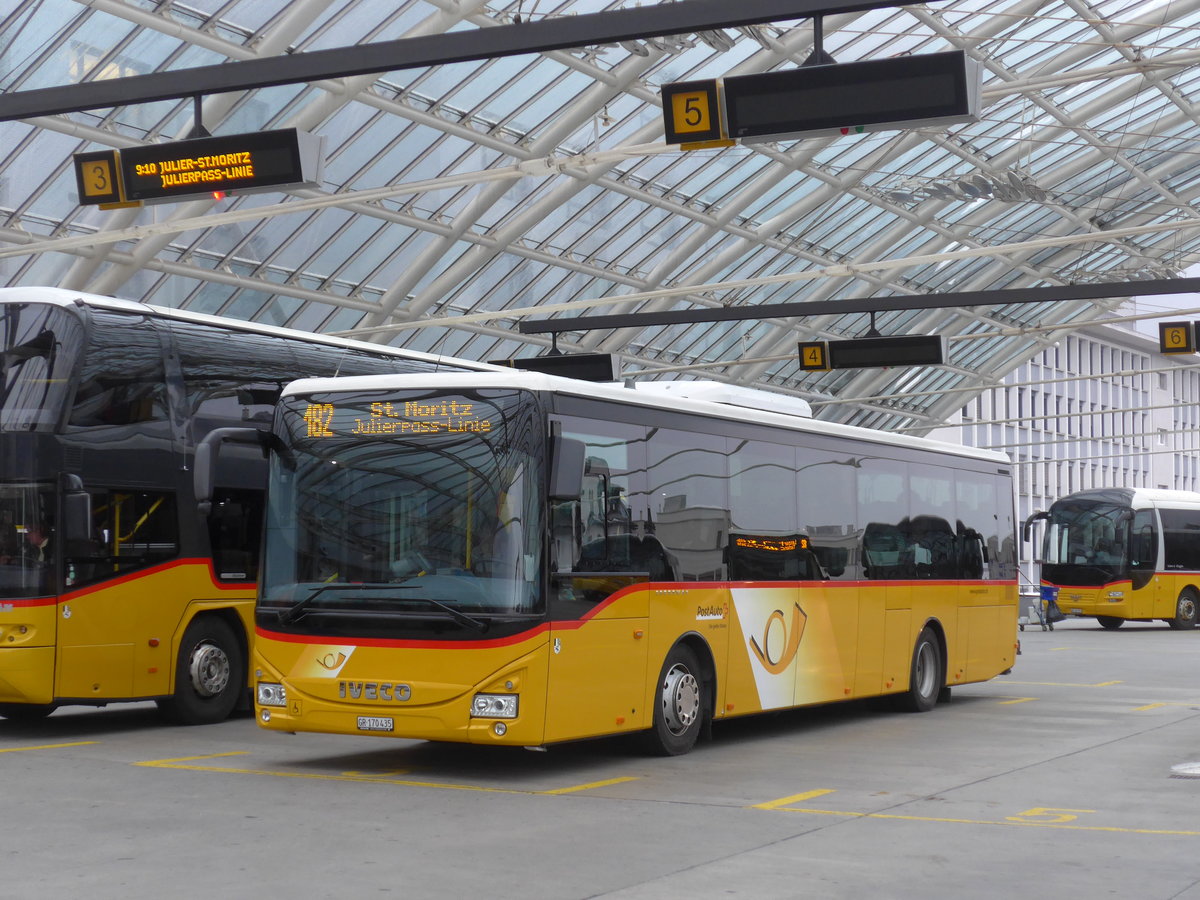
[{"x1": 661, "y1": 79, "x2": 724, "y2": 145}]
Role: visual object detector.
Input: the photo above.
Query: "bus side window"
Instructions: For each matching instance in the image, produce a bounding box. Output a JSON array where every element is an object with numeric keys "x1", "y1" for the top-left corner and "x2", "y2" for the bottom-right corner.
[
  {"x1": 1132, "y1": 525, "x2": 1156, "y2": 568},
  {"x1": 862, "y1": 522, "x2": 908, "y2": 580},
  {"x1": 69, "y1": 316, "x2": 169, "y2": 427},
  {"x1": 67, "y1": 490, "x2": 179, "y2": 588}
]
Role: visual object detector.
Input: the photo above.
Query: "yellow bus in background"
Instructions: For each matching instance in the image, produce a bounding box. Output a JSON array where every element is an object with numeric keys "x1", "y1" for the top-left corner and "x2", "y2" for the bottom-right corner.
[
  {"x1": 239, "y1": 371, "x2": 1018, "y2": 754},
  {"x1": 0, "y1": 287, "x2": 484, "y2": 723},
  {"x1": 1026, "y1": 488, "x2": 1200, "y2": 630}
]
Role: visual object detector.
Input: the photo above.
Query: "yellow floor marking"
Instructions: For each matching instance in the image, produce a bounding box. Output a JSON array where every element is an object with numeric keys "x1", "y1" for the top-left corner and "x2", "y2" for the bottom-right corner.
[
  {"x1": 998, "y1": 697, "x2": 1037, "y2": 705},
  {"x1": 543, "y1": 776, "x2": 641, "y2": 795},
  {"x1": 0, "y1": 740, "x2": 97, "y2": 754},
  {"x1": 752, "y1": 789, "x2": 836, "y2": 810},
  {"x1": 135, "y1": 751, "x2": 639, "y2": 795},
  {"x1": 756, "y1": 799, "x2": 1200, "y2": 836},
  {"x1": 1134, "y1": 701, "x2": 1200, "y2": 711},
  {"x1": 1004, "y1": 680, "x2": 1122, "y2": 687}
]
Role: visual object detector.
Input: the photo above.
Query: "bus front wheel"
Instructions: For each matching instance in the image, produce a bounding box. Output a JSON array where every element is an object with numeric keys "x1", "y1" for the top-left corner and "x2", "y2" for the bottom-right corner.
[
  {"x1": 1167, "y1": 590, "x2": 1199, "y2": 630},
  {"x1": 1096, "y1": 616, "x2": 1124, "y2": 630},
  {"x1": 645, "y1": 644, "x2": 705, "y2": 756},
  {"x1": 895, "y1": 627, "x2": 943, "y2": 713},
  {"x1": 159, "y1": 616, "x2": 245, "y2": 725}
]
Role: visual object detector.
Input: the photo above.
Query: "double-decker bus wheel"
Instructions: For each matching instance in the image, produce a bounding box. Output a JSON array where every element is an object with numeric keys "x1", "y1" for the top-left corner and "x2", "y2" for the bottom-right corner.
[
  {"x1": 895, "y1": 626, "x2": 943, "y2": 713},
  {"x1": 0, "y1": 703, "x2": 57, "y2": 721},
  {"x1": 646, "y1": 644, "x2": 705, "y2": 756},
  {"x1": 159, "y1": 617, "x2": 244, "y2": 725},
  {"x1": 1167, "y1": 589, "x2": 1199, "y2": 630},
  {"x1": 1096, "y1": 616, "x2": 1124, "y2": 630}
]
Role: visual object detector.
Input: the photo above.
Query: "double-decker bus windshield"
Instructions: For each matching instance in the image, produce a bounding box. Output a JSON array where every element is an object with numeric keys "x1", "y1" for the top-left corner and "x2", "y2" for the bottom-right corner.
[
  {"x1": 262, "y1": 388, "x2": 544, "y2": 635},
  {"x1": 1, "y1": 304, "x2": 83, "y2": 431},
  {"x1": 1043, "y1": 497, "x2": 1130, "y2": 584}
]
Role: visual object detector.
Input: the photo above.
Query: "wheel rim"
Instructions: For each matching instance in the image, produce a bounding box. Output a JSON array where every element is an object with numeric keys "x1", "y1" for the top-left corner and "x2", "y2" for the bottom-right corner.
[
  {"x1": 913, "y1": 640, "x2": 937, "y2": 698},
  {"x1": 188, "y1": 640, "x2": 231, "y2": 698},
  {"x1": 1180, "y1": 595, "x2": 1197, "y2": 623},
  {"x1": 661, "y1": 663, "x2": 700, "y2": 736}
]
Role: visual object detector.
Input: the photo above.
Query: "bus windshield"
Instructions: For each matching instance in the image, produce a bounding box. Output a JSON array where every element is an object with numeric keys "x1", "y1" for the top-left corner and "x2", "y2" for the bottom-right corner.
[
  {"x1": 1, "y1": 304, "x2": 83, "y2": 432},
  {"x1": 1042, "y1": 497, "x2": 1130, "y2": 584},
  {"x1": 261, "y1": 388, "x2": 544, "y2": 635}
]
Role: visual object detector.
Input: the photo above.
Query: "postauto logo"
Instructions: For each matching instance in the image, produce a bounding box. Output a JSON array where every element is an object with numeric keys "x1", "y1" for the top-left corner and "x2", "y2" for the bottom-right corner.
[{"x1": 749, "y1": 602, "x2": 806, "y2": 675}]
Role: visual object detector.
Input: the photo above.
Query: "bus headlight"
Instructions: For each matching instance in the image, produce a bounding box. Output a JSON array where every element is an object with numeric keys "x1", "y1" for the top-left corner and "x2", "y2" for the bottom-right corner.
[
  {"x1": 472, "y1": 693, "x2": 518, "y2": 719},
  {"x1": 1106, "y1": 591, "x2": 1124, "y2": 600},
  {"x1": 257, "y1": 683, "x2": 287, "y2": 707}
]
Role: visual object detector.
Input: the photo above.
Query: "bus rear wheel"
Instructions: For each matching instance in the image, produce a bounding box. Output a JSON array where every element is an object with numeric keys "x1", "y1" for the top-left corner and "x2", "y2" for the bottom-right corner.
[
  {"x1": 1096, "y1": 616, "x2": 1124, "y2": 630},
  {"x1": 158, "y1": 616, "x2": 244, "y2": 725},
  {"x1": 1167, "y1": 590, "x2": 1199, "y2": 630},
  {"x1": 645, "y1": 644, "x2": 705, "y2": 756},
  {"x1": 895, "y1": 627, "x2": 943, "y2": 713}
]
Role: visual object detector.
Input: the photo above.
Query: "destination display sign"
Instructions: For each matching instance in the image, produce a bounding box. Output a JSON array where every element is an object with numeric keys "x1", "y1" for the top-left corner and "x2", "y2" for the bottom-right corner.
[
  {"x1": 75, "y1": 129, "x2": 324, "y2": 206},
  {"x1": 798, "y1": 335, "x2": 944, "y2": 370},
  {"x1": 733, "y1": 536, "x2": 807, "y2": 553},
  {"x1": 120, "y1": 129, "x2": 324, "y2": 203},
  {"x1": 662, "y1": 51, "x2": 980, "y2": 149},
  {"x1": 303, "y1": 399, "x2": 493, "y2": 439}
]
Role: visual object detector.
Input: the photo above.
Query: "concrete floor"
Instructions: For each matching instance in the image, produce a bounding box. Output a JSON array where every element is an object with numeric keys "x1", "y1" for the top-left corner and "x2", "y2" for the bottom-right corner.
[{"x1": 3, "y1": 616, "x2": 1199, "y2": 899}]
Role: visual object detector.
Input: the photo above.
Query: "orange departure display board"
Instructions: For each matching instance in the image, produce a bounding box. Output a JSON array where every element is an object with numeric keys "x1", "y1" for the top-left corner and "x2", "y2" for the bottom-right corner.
[
  {"x1": 119, "y1": 129, "x2": 323, "y2": 202},
  {"x1": 75, "y1": 129, "x2": 324, "y2": 206}
]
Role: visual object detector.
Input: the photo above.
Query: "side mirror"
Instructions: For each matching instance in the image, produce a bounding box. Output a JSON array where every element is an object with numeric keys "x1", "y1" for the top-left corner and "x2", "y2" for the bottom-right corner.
[
  {"x1": 60, "y1": 473, "x2": 91, "y2": 543},
  {"x1": 1021, "y1": 509, "x2": 1048, "y2": 544},
  {"x1": 194, "y1": 427, "x2": 269, "y2": 515},
  {"x1": 548, "y1": 436, "x2": 585, "y2": 501}
]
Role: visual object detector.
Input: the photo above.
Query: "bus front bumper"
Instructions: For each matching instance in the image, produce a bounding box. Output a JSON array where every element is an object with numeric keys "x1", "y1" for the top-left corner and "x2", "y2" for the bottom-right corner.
[{"x1": 0, "y1": 646, "x2": 56, "y2": 704}]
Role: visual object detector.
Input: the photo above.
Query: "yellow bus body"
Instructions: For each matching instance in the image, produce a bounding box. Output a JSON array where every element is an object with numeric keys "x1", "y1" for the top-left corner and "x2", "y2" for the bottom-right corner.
[
  {"x1": 1049, "y1": 575, "x2": 1193, "y2": 622},
  {"x1": 255, "y1": 578, "x2": 1016, "y2": 747},
  {"x1": 0, "y1": 559, "x2": 253, "y2": 706}
]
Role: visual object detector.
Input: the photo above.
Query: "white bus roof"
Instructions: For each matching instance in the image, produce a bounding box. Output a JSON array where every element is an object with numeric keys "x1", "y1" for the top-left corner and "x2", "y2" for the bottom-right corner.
[
  {"x1": 283, "y1": 369, "x2": 1011, "y2": 466},
  {"x1": 1059, "y1": 488, "x2": 1200, "y2": 509}
]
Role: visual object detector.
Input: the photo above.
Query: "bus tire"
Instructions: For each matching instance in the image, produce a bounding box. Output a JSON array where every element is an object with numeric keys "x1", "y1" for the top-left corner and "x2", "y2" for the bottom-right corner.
[
  {"x1": 159, "y1": 616, "x2": 244, "y2": 725},
  {"x1": 1168, "y1": 590, "x2": 1199, "y2": 630},
  {"x1": 1096, "y1": 616, "x2": 1124, "y2": 630},
  {"x1": 895, "y1": 626, "x2": 942, "y2": 713},
  {"x1": 645, "y1": 644, "x2": 705, "y2": 756},
  {"x1": 0, "y1": 703, "x2": 56, "y2": 721}
]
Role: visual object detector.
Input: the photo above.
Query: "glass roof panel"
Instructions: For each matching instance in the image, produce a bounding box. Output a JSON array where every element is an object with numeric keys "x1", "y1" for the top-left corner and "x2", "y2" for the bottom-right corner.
[{"x1": 3, "y1": 0, "x2": 1198, "y2": 433}]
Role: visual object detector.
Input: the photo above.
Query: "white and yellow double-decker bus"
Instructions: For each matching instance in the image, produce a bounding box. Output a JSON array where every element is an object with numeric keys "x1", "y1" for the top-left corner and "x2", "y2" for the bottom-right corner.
[
  {"x1": 1027, "y1": 488, "x2": 1200, "y2": 630},
  {"x1": 243, "y1": 372, "x2": 1018, "y2": 754}
]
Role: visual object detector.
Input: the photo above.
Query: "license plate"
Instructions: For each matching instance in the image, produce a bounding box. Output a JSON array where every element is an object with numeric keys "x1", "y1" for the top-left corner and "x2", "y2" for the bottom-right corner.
[
  {"x1": 357, "y1": 716, "x2": 394, "y2": 732},
  {"x1": 1071, "y1": 608, "x2": 1082, "y2": 615}
]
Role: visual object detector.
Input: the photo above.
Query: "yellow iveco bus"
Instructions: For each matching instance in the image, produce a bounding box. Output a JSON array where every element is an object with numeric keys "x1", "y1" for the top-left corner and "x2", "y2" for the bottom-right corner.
[
  {"x1": 1026, "y1": 488, "x2": 1200, "y2": 629},
  {"x1": 233, "y1": 370, "x2": 1019, "y2": 754},
  {"x1": 0, "y1": 287, "x2": 483, "y2": 722}
]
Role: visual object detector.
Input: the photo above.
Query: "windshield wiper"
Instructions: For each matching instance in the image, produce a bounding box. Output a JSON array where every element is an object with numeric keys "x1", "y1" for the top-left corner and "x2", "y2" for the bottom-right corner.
[
  {"x1": 275, "y1": 583, "x2": 343, "y2": 625},
  {"x1": 275, "y1": 583, "x2": 489, "y2": 632}
]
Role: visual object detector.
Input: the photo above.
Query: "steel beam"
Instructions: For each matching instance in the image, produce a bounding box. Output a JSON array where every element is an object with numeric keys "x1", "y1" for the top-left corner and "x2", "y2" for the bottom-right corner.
[
  {"x1": 517, "y1": 277, "x2": 1200, "y2": 333},
  {"x1": 0, "y1": 0, "x2": 923, "y2": 122}
]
